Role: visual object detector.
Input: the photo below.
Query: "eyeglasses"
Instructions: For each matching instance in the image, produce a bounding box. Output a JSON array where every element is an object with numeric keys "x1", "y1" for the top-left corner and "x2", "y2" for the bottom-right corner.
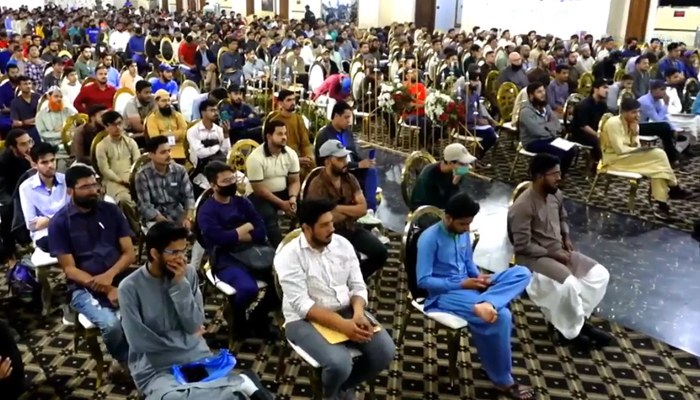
[{"x1": 163, "y1": 248, "x2": 187, "y2": 257}]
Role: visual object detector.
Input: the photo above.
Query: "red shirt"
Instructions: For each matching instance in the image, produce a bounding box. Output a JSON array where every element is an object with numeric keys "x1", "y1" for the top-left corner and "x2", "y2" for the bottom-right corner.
[
  {"x1": 73, "y1": 83, "x2": 117, "y2": 113},
  {"x1": 179, "y1": 42, "x2": 197, "y2": 67},
  {"x1": 404, "y1": 82, "x2": 426, "y2": 118},
  {"x1": 0, "y1": 40, "x2": 7, "y2": 49},
  {"x1": 313, "y1": 74, "x2": 346, "y2": 101}
]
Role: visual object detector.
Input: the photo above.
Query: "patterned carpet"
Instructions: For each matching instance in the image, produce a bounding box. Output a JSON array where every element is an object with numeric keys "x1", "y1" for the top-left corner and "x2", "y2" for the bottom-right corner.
[
  {"x1": 477, "y1": 136, "x2": 700, "y2": 233},
  {"x1": 2, "y1": 233, "x2": 700, "y2": 400}
]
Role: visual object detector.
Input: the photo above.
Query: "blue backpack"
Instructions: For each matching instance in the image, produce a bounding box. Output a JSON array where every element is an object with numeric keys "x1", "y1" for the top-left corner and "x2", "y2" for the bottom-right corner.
[{"x1": 6, "y1": 260, "x2": 41, "y2": 298}]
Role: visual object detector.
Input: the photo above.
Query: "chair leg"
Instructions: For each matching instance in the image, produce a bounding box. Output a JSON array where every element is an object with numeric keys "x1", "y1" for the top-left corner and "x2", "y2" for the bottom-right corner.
[
  {"x1": 311, "y1": 367, "x2": 323, "y2": 400},
  {"x1": 73, "y1": 313, "x2": 83, "y2": 352},
  {"x1": 36, "y1": 267, "x2": 52, "y2": 317},
  {"x1": 86, "y1": 331, "x2": 104, "y2": 388},
  {"x1": 602, "y1": 175, "x2": 612, "y2": 196},
  {"x1": 274, "y1": 341, "x2": 287, "y2": 382},
  {"x1": 224, "y1": 300, "x2": 236, "y2": 351},
  {"x1": 446, "y1": 329, "x2": 460, "y2": 388},
  {"x1": 368, "y1": 381, "x2": 376, "y2": 399},
  {"x1": 396, "y1": 296, "x2": 412, "y2": 347},
  {"x1": 628, "y1": 179, "x2": 639, "y2": 212},
  {"x1": 508, "y1": 153, "x2": 520, "y2": 180},
  {"x1": 586, "y1": 173, "x2": 600, "y2": 202}
]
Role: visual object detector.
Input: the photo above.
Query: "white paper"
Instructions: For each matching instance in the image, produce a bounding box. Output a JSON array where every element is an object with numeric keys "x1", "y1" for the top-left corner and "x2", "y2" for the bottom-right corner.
[
  {"x1": 474, "y1": 125, "x2": 492, "y2": 130},
  {"x1": 550, "y1": 138, "x2": 575, "y2": 151},
  {"x1": 167, "y1": 136, "x2": 176, "y2": 146}
]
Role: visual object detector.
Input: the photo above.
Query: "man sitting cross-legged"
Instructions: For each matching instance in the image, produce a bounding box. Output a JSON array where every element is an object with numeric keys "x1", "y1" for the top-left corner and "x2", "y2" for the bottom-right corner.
[
  {"x1": 48, "y1": 165, "x2": 136, "y2": 378},
  {"x1": 509, "y1": 153, "x2": 613, "y2": 348},
  {"x1": 198, "y1": 161, "x2": 279, "y2": 339},
  {"x1": 118, "y1": 221, "x2": 273, "y2": 400},
  {"x1": 275, "y1": 199, "x2": 395, "y2": 400},
  {"x1": 416, "y1": 192, "x2": 534, "y2": 400}
]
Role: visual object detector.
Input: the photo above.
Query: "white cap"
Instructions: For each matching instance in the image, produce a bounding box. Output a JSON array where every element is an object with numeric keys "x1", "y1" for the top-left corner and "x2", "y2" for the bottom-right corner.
[{"x1": 443, "y1": 143, "x2": 476, "y2": 164}]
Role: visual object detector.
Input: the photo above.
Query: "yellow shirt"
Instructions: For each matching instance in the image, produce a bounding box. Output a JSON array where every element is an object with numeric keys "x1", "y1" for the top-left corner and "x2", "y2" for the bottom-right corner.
[
  {"x1": 146, "y1": 110, "x2": 187, "y2": 159},
  {"x1": 600, "y1": 115, "x2": 640, "y2": 159},
  {"x1": 269, "y1": 112, "x2": 313, "y2": 159}
]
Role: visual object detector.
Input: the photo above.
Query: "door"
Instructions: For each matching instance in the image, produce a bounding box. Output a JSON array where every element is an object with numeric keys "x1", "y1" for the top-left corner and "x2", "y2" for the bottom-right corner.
[
  {"x1": 414, "y1": 0, "x2": 436, "y2": 32},
  {"x1": 455, "y1": 0, "x2": 463, "y2": 28},
  {"x1": 247, "y1": 0, "x2": 254, "y2": 15},
  {"x1": 175, "y1": 0, "x2": 182, "y2": 11},
  {"x1": 434, "y1": 0, "x2": 456, "y2": 32},
  {"x1": 279, "y1": 0, "x2": 289, "y2": 20},
  {"x1": 625, "y1": 0, "x2": 651, "y2": 41}
]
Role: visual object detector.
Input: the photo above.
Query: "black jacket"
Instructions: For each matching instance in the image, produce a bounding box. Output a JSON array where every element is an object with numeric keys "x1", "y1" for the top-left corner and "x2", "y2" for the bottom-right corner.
[
  {"x1": 0, "y1": 149, "x2": 31, "y2": 206},
  {"x1": 315, "y1": 124, "x2": 361, "y2": 169}
]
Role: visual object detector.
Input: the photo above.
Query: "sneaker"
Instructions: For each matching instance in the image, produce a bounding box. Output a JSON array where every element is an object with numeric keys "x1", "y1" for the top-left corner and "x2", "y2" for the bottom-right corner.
[
  {"x1": 475, "y1": 160, "x2": 492, "y2": 169},
  {"x1": 372, "y1": 227, "x2": 391, "y2": 245},
  {"x1": 61, "y1": 305, "x2": 75, "y2": 326},
  {"x1": 357, "y1": 210, "x2": 382, "y2": 226}
]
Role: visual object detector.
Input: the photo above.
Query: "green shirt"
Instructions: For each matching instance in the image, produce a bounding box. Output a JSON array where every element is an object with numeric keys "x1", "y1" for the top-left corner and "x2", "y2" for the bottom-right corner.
[{"x1": 410, "y1": 162, "x2": 463, "y2": 211}]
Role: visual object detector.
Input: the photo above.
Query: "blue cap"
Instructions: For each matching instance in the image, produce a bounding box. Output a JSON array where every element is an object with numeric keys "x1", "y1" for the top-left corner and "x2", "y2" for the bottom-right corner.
[
  {"x1": 341, "y1": 77, "x2": 351, "y2": 94},
  {"x1": 159, "y1": 64, "x2": 174, "y2": 72}
]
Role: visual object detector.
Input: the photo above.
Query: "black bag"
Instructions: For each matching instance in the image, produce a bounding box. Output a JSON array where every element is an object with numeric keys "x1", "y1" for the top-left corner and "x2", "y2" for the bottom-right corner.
[{"x1": 229, "y1": 243, "x2": 275, "y2": 271}]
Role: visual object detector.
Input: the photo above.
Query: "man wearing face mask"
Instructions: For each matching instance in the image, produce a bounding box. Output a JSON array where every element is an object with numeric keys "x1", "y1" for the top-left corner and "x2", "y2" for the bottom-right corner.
[
  {"x1": 410, "y1": 143, "x2": 476, "y2": 212},
  {"x1": 509, "y1": 154, "x2": 612, "y2": 349},
  {"x1": 48, "y1": 164, "x2": 135, "y2": 381},
  {"x1": 496, "y1": 52, "x2": 529, "y2": 90}
]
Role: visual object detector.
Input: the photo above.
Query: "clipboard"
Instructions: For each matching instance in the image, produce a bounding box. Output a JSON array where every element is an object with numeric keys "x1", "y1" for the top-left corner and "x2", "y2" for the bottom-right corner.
[{"x1": 311, "y1": 322, "x2": 382, "y2": 345}]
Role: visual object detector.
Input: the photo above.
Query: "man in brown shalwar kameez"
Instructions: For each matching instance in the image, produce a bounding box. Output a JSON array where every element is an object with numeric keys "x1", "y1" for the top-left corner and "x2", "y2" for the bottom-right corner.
[{"x1": 508, "y1": 153, "x2": 612, "y2": 348}]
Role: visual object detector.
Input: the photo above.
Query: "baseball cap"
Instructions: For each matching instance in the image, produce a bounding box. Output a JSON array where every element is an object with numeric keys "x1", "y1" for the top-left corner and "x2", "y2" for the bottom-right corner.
[
  {"x1": 443, "y1": 143, "x2": 476, "y2": 164},
  {"x1": 340, "y1": 77, "x2": 351, "y2": 94},
  {"x1": 159, "y1": 64, "x2": 174, "y2": 72},
  {"x1": 319, "y1": 139, "x2": 352, "y2": 158}
]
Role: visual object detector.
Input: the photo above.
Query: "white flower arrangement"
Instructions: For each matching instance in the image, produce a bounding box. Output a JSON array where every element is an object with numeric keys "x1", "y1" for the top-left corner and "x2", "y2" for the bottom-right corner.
[
  {"x1": 425, "y1": 91, "x2": 453, "y2": 122},
  {"x1": 377, "y1": 82, "x2": 401, "y2": 114}
]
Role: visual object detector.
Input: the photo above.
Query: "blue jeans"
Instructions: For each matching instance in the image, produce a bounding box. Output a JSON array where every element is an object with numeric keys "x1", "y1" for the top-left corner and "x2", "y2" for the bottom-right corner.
[
  {"x1": 473, "y1": 126, "x2": 498, "y2": 156},
  {"x1": 70, "y1": 289, "x2": 129, "y2": 363},
  {"x1": 351, "y1": 167, "x2": 378, "y2": 211}
]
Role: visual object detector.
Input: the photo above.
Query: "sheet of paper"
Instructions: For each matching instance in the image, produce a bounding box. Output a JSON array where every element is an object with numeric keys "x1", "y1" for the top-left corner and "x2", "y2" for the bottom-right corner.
[
  {"x1": 167, "y1": 136, "x2": 176, "y2": 146},
  {"x1": 474, "y1": 125, "x2": 492, "y2": 130},
  {"x1": 550, "y1": 138, "x2": 575, "y2": 151},
  {"x1": 311, "y1": 322, "x2": 382, "y2": 345}
]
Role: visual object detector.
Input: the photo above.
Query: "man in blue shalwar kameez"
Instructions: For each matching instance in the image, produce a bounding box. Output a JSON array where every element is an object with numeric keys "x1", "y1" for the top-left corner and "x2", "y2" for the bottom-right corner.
[{"x1": 416, "y1": 192, "x2": 535, "y2": 400}]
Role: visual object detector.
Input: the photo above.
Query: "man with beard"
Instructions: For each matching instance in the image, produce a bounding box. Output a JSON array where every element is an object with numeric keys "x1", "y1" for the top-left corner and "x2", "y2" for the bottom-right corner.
[
  {"x1": 73, "y1": 64, "x2": 117, "y2": 113},
  {"x1": 519, "y1": 82, "x2": 575, "y2": 175},
  {"x1": 269, "y1": 90, "x2": 314, "y2": 175},
  {"x1": 74, "y1": 45, "x2": 96, "y2": 82},
  {"x1": 99, "y1": 53, "x2": 120, "y2": 88},
  {"x1": 123, "y1": 80, "x2": 153, "y2": 143},
  {"x1": 145, "y1": 89, "x2": 188, "y2": 161},
  {"x1": 18, "y1": 143, "x2": 69, "y2": 251},
  {"x1": 151, "y1": 64, "x2": 179, "y2": 100},
  {"x1": 72, "y1": 104, "x2": 108, "y2": 159},
  {"x1": 497, "y1": 52, "x2": 528, "y2": 90},
  {"x1": 40, "y1": 38, "x2": 60, "y2": 63},
  {"x1": 0, "y1": 64, "x2": 21, "y2": 137},
  {"x1": 570, "y1": 80, "x2": 609, "y2": 164},
  {"x1": 127, "y1": 27, "x2": 148, "y2": 73},
  {"x1": 565, "y1": 51, "x2": 580, "y2": 93},
  {"x1": 0, "y1": 129, "x2": 33, "y2": 259},
  {"x1": 275, "y1": 198, "x2": 395, "y2": 400},
  {"x1": 198, "y1": 161, "x2": 279, "y2": 339},
  {"x1": 219, "y1": 86, "x2": 262, "y2": 142},
  {"x1": 306, "y1": 140, "x2": 388, "y2": 279},
  {"x1": 509, "y1": 154, "x2": 612, "y2": 349},
  {"x1": 246, "y1": 120, "x2": 301, "y2": 247},
  {"x1": 48, "y1": 164, "x2": 134, "y2": 380},
  {"x1": 417, "y1": 192, "x2": 532, "y2": 399},
  {"x1": 10, "y1": 75, "x2": 41, "y2": 143},
  {"x1": 35, "y1": 86, "x2": 77, "y2": 150}
]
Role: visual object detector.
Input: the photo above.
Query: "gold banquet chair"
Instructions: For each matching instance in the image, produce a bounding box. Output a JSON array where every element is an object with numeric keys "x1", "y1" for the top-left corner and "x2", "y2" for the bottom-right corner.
[
  {"x1": 507, "y1": 181, "x2": 533, "y2": 266},
  {"x1": 129, "y1": 154, "x2": 152, "y2": 259},
  {"x1": 272, "y1": 229, "x2": 376, "y2": 399},
  {"x1": 400, "y1": 150, "x2": 436, "y2": 211},
  {"x1": 61, "y1": 113, "x2": 89, "y2": 155},
  {"x1": 585, "y1": 113, "x2": 651, "y2": 212},
  {"x1": 227, "y1": 139, "x2": 260, "y2": 175},
  {"x1": 73, "y1": 311, "x2": 108, "y2": 387},
  {"x1": 396, "y1": 206, "x2": 479, "y2": 388},
  {"x1": 193, "y1": 188, "x2": 268, "y2": 350}
]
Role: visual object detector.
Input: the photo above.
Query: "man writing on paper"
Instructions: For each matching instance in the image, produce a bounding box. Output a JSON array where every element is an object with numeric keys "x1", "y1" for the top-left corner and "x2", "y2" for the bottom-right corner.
[{"x1": 275, "y1": 199, "x2": 395, "y2": 400}]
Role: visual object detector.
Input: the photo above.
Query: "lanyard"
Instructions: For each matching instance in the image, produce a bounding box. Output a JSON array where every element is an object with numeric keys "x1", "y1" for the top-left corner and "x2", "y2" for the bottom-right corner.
[{"x1": 335, "y1": 132, "x2": 346, "y2": 147}]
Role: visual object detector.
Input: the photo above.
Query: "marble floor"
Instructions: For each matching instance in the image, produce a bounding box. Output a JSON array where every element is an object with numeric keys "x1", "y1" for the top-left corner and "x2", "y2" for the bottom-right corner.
[{"x1": 371, "y1": 149, "x2": 700, "y2": 358}]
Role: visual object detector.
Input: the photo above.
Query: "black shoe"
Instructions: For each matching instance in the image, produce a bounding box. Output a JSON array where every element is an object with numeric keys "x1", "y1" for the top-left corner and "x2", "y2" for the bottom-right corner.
[
  {"x1": 669, "y1": 186, "x2": 699, "y2": 201},
  {"x1": 581, "y1": 322, "x2": 613, "y2": 347},
  {"x1": 654, "y1": 202, "x2": 671, "y2": 221}
]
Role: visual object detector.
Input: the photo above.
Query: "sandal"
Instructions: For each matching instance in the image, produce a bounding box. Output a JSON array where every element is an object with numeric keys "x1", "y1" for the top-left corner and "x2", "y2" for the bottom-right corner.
[{"x1": 496, "y1": 384, "x2": 535, "y2": 400}]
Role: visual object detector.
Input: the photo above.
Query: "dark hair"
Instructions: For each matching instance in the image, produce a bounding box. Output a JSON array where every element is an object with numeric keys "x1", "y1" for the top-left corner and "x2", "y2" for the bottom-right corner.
[
  {"x1": 204, "y1": 160, "x2": 233, "y2": 183},
  {"x1": 101, "y1": 110, "x2": 122, "y2": 126},
  {"x1": 626, "y1": 37, "x2": 637, "y2": 45},
  {"x1": 65, "y1": 164, "x2": 95, "y2": 188},
  {"x1": 469, "y1": 44, "x2": 481, "y2": 53},
  {"x1": 664, "y1": 67, "x2": 680, "y2": 78},
  {"x1": 210, "y1": 88, "x2": 228, "y2": 101},
  {"x1": 145, "y1": 221, "x2": 189, "y2": 261},
  {"x1": 6, "y1": 64, "x2": 18, "y2": 72},
  {"x1": 265, "y1": 120, "x2": 286, "y2": 136},
  {"x1": 620, "y1": 97, "x2": 640, "y2": 112},
  {"x1": 17, "y1": 75, "x2": 31, "y2": 84},
  {"x1": 80, "y1": 44, "x2": 91, "y2": 52},
  {"x1": 5, "y1": 129, "x2": 29, "y2": 148},
  {"x1": 529, "y1": 153, "x2": 560, "y2": 181},
  {"x1": 635, "y1": 55, "x2": 649, "y2": 64},
  {"x1": 135, "y1": 79, "x2": 152, "y2": 93},
  {"x1": 277, "y1": 89, "x2": 294, "y2": 101},
  {"x1": 87, "y1": 104, "x2": 108, "y2": 118},
  {"x1": 621, "y1": 73, "x2": 633, "y2": 81},
  {"x1": 445, "y1": 192, "x2": 480, "y2": 219},
  {"x1": 526, "y1": 82, "x2": 544, "y2": 96},
  {"x1": 646, "y1": 53, "x2": 658, "y2": 64},
  {"x1": 297, "y1": 199, "x2": 336, "y2": 227},
  {"x1": 331, "y1": 100, "x2": 352, "y2": 118},
  {"x1": 667, "y1": 42, "x2": 679, "y2": 52},
  {"x1": 554, "y1": 64, "x2": 570, "y2": 74},
  {"x1": 94, "y1": 64, "x2": 108, "y2": 73},
  {"x1": 145, "y1": 136, "x2": 169, "y2": 153},
  {"x1": 62, "y1": 66, "x2": 76, "y2": 79},
  {"x1": 51, "y1": 56, "x2": 63, "y2": 66},
  {"x1": 199, "y1": 99, "x2": 218, "y2": 115},
  {"x1": 125, "y1": 58, "x2": 135, "y2": 66},
  {"x1": 592, "y1": 79, "x2": 608, "y2": 90},
  {"x1": 30, "y1": 142, "x2": 57, "y2": 162}
]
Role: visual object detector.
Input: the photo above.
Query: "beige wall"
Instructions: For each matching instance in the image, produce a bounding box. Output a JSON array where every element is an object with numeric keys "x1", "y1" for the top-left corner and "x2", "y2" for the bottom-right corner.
[{"x1": 653, "y1": 5, "x2": 700, "y2": 44}]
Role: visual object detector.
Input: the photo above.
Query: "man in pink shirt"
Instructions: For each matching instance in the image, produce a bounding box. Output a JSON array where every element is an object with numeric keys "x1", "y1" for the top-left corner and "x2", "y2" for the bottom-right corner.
[{"x1": 312, "y1": 74, "x2": 351, "y2": 101}]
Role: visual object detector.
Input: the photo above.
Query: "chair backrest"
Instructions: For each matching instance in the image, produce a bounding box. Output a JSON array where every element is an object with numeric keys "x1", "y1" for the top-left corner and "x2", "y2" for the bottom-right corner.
[
  {"x1": 401, "y1": 150, "x2": 437, "y2": 208},
  {"x1": 300, "y1": 166, "x2": 324, "y2": 201},
  {"x1": 178, "y1": 80, "x2": 201, "y2": 122},
  {"x1": 308, "y1": 62, "x2": 326, "y2": 93},
  {"x1": 227, "y1": 139, "x2": 260, "y2": 174},
  {"x1": 11, "y1": 168, "x2": 38, "y2": 239},
  {"x1": 129, "y1": 153, "x2": 151, "y2": 202},
  {"x1": 401, "y1": 205, "x2": 443, "y2": 300},
  {"x1": 61, "y1": 113, "x2": 88, "y2": 155},
  {"x1": 89, "y1": 131, "x2": 108, "y2": 174},
  {"x1": 113, "y1": 87, "x2": 135, "y2": 115},
  {"x1": 272, "y1": 228, "x2": 303, "y2": 301},
  {"x1": 496, "y1": 82, "x2": 518, "y2": 122},
  {"x1": 506, "y1": 181, "x2": 532, "y2": 244},
  {"x1": 193, "y1": 188, "x2": 214, "y2": 247}
]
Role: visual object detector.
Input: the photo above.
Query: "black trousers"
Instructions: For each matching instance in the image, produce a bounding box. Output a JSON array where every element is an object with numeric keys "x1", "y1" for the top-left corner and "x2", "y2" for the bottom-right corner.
[
  {"x1": 335, "y1": 226, "x2": 388, "y2": 281},
  {"x1": 0, "y1": 319, "x2": 24, "y2": 400},
  {"x1": 571, "y1": 132, "x2": 602, "y2": 162},
  {"x1": 0, "y1": 204, "x2": 15, "y2": 259},
  {"x1": 249, "y1": 190, "x2": 289, "y2": 249},
  {"x1": 640, "y1": 122, "x2": 679, "y2": 164}
]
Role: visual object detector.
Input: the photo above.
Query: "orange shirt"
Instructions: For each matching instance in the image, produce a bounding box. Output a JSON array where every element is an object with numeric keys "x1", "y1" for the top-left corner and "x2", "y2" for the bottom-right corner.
[{"x1": 404, "y1": 82, "x2": 426, "y2": 118}]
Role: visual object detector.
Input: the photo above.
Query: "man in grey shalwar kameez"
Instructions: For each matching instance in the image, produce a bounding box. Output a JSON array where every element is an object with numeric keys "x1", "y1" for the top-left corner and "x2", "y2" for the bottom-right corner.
[
  {"x1": 118, "y1": 222, "x2": 272, "y2": 400},
  {"x1": 508, "y1": 154, "x2": 613, "y2": 348}
]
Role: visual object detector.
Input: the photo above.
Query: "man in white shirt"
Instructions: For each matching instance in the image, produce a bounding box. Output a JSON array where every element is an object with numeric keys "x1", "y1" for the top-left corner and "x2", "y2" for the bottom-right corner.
[
  {"x1": 575, "y1": 44, "x2": 594, "y2": 74},
  {"x1": 109, "y1": 22, "x2": 131, "y2": 53},
  {"x1": 275, "y1": 198, "x2": 395, "y2": 400},
  {"x1": 186, "y1": 99, "x2": 231, "y2": 192},
  {"x1": 664, "y1": 67, "x2": 699, "y2": 150}
]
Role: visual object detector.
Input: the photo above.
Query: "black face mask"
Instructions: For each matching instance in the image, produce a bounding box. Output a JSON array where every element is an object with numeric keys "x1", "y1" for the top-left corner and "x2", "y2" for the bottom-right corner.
[
  {"x1": 217, "y1": 184, "x2": 238, "y2": 197},
  {"x1": 73, "y1": 195, "x2": 99, "y2": 209},
  {"x1": 159, "y1": 106, "x2": 172, "y2": 116}
]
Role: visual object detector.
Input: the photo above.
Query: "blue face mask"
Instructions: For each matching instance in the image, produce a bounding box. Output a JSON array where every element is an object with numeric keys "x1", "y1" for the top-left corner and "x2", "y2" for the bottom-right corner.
[{"x1": 455, "y1": 166, "x2": 470, "y2": 176}]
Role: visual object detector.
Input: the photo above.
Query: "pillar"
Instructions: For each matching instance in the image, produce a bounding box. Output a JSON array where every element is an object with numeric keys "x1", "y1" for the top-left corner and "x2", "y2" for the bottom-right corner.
[
  {"x1": 606, "y1": 0, "x2": 630, "y2": 44},
  {"x1": 358, "y1": 0, "x2": 380, "y2": 29}
]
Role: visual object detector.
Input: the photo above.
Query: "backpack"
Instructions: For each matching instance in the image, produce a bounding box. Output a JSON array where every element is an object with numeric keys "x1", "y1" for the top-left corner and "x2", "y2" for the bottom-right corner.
[{"x1": 6, "y1": 259, "x2": 41, "y2": 298}]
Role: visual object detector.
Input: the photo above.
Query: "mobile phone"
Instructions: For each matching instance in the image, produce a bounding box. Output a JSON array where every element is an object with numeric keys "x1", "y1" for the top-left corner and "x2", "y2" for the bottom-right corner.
[
  {"x1": 180, "y1": 364, "x2": 209, "y2": 383},
  {"x1": 368, "y1": 149, "x2": 376, "y2": 160},
  {"x1": 220, "y1": 110, "x2": 230, "y2": 121}
]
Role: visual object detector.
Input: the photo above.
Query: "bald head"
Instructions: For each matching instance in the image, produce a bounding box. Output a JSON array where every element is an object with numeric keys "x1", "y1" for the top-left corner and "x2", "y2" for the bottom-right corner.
[{"x1": 508, "y1": 52, "x2": 522, "y2": 66}]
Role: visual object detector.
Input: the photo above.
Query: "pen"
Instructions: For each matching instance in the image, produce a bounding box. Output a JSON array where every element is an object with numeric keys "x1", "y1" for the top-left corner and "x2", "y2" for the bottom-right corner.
[{"x1": 99, "y1": 222, "x2": 105, "y2": 229}]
